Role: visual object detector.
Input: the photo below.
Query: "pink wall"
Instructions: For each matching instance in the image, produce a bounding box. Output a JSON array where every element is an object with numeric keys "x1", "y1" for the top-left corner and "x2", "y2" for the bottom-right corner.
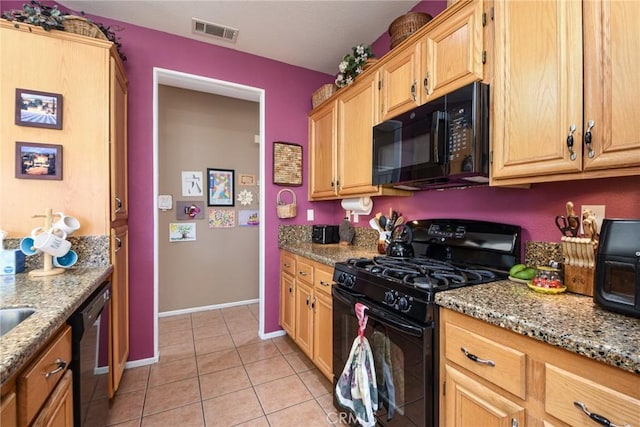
[{"x1": 11, "y1": 2, "x2": 638, "y2": 363}]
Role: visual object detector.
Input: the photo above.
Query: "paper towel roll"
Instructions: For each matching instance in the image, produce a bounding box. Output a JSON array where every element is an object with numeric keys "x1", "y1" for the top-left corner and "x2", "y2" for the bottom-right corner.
[{"x1": 341, "y1": 197, "x2": 373, "y2": 215}]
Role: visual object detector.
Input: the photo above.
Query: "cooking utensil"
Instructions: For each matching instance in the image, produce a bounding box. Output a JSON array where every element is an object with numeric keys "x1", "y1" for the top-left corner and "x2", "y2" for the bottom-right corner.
[
  {"x1": 394, "y1": 215, "x2": 405, "y2": 227},
  {"x1": 369, "y1": 218, "x2": 383, "y2": 233},
  {"x1": 379, "y1": 215, "x2": 387, "y2": 230},
  {"x1": 555, "y1": 215, "x2": 579, "y2": 237}
]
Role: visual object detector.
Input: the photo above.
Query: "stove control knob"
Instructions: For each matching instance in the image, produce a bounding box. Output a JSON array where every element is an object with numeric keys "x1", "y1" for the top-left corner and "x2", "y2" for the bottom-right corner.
[
  {"x1": 384, "y1": 291, "x2": 395, "y2": 305},
  {"x1": 398, "y1": 296, "x2": 409, "y2": 311},
  {"x1": 345, "y1": 274, "x2": 356, "y2": 288}
]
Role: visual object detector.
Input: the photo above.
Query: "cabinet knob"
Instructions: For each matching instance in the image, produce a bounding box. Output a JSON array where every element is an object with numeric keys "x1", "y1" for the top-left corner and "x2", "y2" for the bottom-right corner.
[
  {"x1": 566, "y1": 124, "x2": 577, "y2": 161},
  {"x1": 423, "y1": 71, "x2": 432, "y2": 95},
  {"x1": 115, "y1": 236, "x2": 122, "y2": 252},
  {"x1": 584, "y1": 120, "x2": 596, "y2": 158},
  {"x1": 115, "y1": 197, "x2": 123, "y2": 212},
  {"x1": 411, "y1": 81, "x2": 417, "y2": 101}
]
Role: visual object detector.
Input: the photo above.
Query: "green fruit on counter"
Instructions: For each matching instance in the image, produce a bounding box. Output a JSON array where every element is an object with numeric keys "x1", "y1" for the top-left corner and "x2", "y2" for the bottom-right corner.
[
  {"x1": 513, "y1": 267, "x2": 536, "y2": 280},
  {"x1": 509, "y1": 264, "x2": 536, "y2": 280},
  {"x1": 509, "y1": 263, "x2": 527, "y2": 277}
]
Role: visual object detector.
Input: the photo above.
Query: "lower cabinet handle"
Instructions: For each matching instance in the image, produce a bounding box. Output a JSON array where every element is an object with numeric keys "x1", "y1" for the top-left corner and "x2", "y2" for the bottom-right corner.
[
  {"x1": 461, "y1": 347, "x2": 495, "y2": 367},
  {"x1": 574, "y1": 401, "x2": 630, "y2": 427},
  {"x1": 44, "y1": 358, "x2": 67, "y2": 379},
  {"x1": 115, "y1": 236, "x2": 122, "y2": 251},
  {"x1": 319, "y1": 281, "x2": 330, "y2": 287}
]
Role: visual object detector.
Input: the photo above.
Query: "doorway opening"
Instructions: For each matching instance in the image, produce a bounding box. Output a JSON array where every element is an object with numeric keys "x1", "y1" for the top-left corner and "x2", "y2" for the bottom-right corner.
[{"x1": 152, "y1": 68, "x2": 266, "y2": 360}]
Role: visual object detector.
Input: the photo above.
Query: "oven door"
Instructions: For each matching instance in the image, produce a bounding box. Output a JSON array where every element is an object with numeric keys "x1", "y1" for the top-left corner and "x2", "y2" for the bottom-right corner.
[{"x1": 332, "y1": 285, "x2": 436, "y2": 427}]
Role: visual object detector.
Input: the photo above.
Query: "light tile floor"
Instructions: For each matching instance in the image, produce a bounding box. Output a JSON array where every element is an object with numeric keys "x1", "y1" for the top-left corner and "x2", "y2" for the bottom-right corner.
[{"x1": 103, "y1": 303, "x2": 344, "y2": 426}]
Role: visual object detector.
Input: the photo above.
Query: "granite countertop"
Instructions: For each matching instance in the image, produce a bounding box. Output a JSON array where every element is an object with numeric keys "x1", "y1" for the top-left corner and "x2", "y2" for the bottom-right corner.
[
  {"x1": 280, "y1": 241, "x2": 379, "y2": 266},
  {"x1": 0, "y1": 266, "x2": 113, "y2": 385},
  {"x1": 436, "y1": 280, "x2": 640, "y2": 375}
]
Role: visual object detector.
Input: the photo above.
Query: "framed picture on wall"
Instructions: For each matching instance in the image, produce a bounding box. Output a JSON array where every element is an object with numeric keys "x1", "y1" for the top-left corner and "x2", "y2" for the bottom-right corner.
[
  {"x1": 15, "y1": 141, "x2": 63, "y2": 180},
  {"x1": 207, "y1": 168, "x2": 235, "y2": 206},
  {"x1": 15, "y1": 89, "x2": 63, "y2": 130}
]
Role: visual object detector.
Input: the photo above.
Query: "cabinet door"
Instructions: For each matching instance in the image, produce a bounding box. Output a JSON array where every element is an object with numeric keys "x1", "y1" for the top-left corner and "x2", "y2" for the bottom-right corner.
[
  {"x1": 31, "y1": 370, "x2": 73, "y2": 427},
  {"x1": 308, "y1": 101, "x2": 338, "y2": 199},
  {"x1": 337, "y1": 73, "x2": 380, "y2": 196},
  {"x1": 423, "y1": 0, "x2": 483, "y2": 100},
  {"x1": 313, "y1": 290, "x2": 333, "y2": 381},
  {"x1": 379, "y1": 43, "x2": 422, "y2": 121},
  {"x1": 444, "y1": 365, "x2": 525, "y2": 427},
  {"x1": 110, "y1": 57, "x2": 128, "y2": 222},
  {"x1": 280, "y1": 272, "x2": 295, "y2": 337},
  {"x1": 294, "y1": 280, "x2": 313, "y2": 359},
  {"x1": 583, "y1": 0, "x2": 640, "y2": 171},
  {"x1": 491, "y1": 0, "x2": 584, "y2": 181},
  {"x1": 1, "y1": 391, "x2": 16, "y2": 427},
  {"x1": 109, "y1": 225, "x2": 129, "y2": 398}
]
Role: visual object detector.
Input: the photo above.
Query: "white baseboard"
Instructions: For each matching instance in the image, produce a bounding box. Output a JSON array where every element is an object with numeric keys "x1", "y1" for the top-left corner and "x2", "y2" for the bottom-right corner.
[{"x1": 159, "y1": 298, "x2": 260, "y2": 317}]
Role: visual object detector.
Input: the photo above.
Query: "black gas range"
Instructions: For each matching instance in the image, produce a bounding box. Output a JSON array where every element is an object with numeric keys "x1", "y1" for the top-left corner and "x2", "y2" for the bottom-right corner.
[{"x1": 332, "y1": 219, "x2": 521, "y2": 427}]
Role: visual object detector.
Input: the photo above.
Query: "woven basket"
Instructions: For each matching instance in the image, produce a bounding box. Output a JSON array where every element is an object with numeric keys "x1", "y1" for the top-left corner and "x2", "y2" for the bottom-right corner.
[
  {"x1": 311, "y1": 84, "x2": 337, "y2": 109},
  {"x1": 389, "y1": 12, "x2": 433, "y2": 49},
  {"x1": 276, "y1": 189, "x2": 297, "y2": 219},
  {"x1": 63, "y1": 16, "x2": 108, "y2": 40}
]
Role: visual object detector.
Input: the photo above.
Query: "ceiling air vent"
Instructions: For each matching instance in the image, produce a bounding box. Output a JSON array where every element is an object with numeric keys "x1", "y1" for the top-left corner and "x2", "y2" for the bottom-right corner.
[{"x1": 192, "y1": 18, "x2": 239, "y2": 43}]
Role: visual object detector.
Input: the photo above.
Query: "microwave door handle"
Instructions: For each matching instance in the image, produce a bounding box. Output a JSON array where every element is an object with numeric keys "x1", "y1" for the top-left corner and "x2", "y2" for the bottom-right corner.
[{"x1": 432, "y1": 111, "x2": 447, "y2": 164}]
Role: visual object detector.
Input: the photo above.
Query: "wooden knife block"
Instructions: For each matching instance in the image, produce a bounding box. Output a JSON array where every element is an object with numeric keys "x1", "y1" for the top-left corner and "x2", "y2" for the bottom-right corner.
[{"x1": 563, "y1": 265, "x2": 594, "y2": 296}]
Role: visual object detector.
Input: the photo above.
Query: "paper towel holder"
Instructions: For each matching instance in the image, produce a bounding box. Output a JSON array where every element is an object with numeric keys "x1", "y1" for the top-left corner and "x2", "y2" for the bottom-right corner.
[{"x1": 341, "y1": 197, "x2": 373, "y2": 223}]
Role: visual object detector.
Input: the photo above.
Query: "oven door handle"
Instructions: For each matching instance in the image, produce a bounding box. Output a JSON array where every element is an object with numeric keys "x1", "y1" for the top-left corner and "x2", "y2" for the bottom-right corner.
[{"x1": 332, "y1": 286, "x2": 424, "y2": 338}]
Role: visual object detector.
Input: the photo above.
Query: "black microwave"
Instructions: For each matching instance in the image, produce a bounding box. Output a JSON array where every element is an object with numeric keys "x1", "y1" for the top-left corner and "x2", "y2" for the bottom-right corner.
[
  {"x1": 594, "y1": 219, "x2": 640, "y2": 318},
  {"x1": 372, "y1": 82, "x2": 489, "y2": 191}
]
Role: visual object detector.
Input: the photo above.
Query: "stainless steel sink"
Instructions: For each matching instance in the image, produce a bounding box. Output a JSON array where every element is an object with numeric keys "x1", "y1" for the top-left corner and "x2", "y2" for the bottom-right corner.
[{"x1": 0, "y1": 307, "x2": 36, "y2": 337}]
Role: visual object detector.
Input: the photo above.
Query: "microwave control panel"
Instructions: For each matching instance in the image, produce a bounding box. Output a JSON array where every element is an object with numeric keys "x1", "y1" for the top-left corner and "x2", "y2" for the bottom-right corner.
[{"x1": 448, "y1": 107, "x2": 474, "y2": 172}]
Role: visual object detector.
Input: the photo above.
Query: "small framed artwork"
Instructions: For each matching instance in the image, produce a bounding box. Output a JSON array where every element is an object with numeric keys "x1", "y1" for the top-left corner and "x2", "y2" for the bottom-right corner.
[
  {"x1": 15, "y1": 89, "x2": 63, "y2": 129},
  {"x1": 273, "y1": 141, "x2": 302, "y2": 186},
  {"x1": 239, "y1": 174, "x2": 256, "y2": 186},
  {"x1": 207, "y1": 168, "x2": 234, "y2": 206},
  {"x1": 181, "y1": 171, "x2": 203, "y2": 196},
  {"x1": 176, "y1": 201, "x2": 204, "y2": 220},
  {"x1": 15, "y1": 141, "x2": 63, "y2": 180},
  {"x1": 169, "y1": 222, "x2": 196, "y2": 242}
]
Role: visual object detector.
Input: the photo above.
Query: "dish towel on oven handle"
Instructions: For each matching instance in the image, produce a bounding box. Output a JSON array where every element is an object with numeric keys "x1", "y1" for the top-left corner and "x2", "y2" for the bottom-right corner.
[{"x1": 335, "y1": 303, "x2": 378, "y2": 427}]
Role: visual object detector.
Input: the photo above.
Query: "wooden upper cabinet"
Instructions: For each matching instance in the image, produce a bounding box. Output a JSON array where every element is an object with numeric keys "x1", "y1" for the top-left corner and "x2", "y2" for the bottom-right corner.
[
  {"x1": 308, "y1": 100, "x2": 338, "y2": 199},
  {"x1": 491, "y1": 0, "x2": 640, "y2": 185},
  {"x1": 378, "y1": 44, "x2": 422, "y2": 121},
  {"x1": 422, "y1": 0, "x2": 483, "y2": 100},
  {"x1": 337, "y1": 73, "x2": 380, "y2": 196},
  {"x1": 582, "y1": 0, "x2": 640, "y2": 172},
  {"x1": 110, "y1": 56, "x2": 128, "y2": 222},
  {"x1": 491, "y1": 0, "x2": 584, "y2": 181}
]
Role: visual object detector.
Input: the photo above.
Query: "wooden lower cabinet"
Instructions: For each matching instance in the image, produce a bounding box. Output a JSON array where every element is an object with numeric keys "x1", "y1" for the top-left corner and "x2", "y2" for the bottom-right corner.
[
  {"x1": 109, "y1": 224, "x2": 129, "y2": 397},
  {"x1": 31, "y1": 370, "x2": 73, "y2": 427},
  {"x1": 279, "y1": 250, "x2": 334, "y2": 380},
  {"x1": 440, "y1": 308, "x2": 640, "y2": 426},
  {"x1": 444, "y1": 365, "x2": 524, "y2": 427}
]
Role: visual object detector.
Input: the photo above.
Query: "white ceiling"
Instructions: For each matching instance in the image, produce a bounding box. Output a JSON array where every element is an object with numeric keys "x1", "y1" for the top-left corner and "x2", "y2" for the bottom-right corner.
[{"x1": 56, "y1": 1, "x2": 422, "y2": 75}]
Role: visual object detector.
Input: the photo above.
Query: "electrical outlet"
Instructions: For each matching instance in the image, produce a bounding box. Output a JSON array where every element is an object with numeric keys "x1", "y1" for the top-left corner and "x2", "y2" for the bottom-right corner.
[
  {"x1": 306, "y1": 209, "x2": 314, "y2": 221},
  {"x1": 581, "y1": 204, "x2": 605, "y2": 233}
]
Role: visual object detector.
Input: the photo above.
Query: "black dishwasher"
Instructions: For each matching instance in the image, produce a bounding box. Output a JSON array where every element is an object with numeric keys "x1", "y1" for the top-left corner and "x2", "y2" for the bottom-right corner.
[{"x1": 67, "y1": 281, "x2": 111, "y2": 427}]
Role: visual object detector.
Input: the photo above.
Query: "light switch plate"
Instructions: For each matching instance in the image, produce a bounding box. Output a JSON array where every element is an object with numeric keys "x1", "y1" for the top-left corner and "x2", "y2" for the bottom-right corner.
[
  {"x1": 307, "y1": 209, "x2": 314, "y2": 221},
  {"x1": 581, "y1": 204, "x2": 605, "y2": 233}
]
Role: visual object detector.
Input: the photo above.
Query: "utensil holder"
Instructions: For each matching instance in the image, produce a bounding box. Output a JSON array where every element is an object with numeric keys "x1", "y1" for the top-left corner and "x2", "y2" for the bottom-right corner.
[{"x1": 29, "y1": 208, "x2": 65, "y2": 277}]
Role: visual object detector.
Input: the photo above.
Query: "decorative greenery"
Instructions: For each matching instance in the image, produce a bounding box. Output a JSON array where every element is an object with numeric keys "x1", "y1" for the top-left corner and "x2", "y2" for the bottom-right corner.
[
  {"x1": 2, "y1": 1, "x2": 126, "y2": 61},
  {"x1": 2, "y1": 1, "x2": 65, "y2": 30},
  {"x1": 335, "y1": 44, "x2": 375, "y2": 88}
]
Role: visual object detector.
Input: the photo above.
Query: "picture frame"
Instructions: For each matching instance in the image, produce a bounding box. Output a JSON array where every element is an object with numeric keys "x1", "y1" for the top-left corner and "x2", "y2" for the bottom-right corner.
[
  {"x1": 15, "y1": 141, "x2": 63, "y2": 180},
  {"x1": 207, "y1": 168, "x2": 235, "y2": 206},
  {"x1": 273, "y1": 141, "x2": 303, "y2": 186},
  {"x1": 15, "y1": 89, "x2": 63, "y2": 130},
  {"x1": 181, "y1": 171, "x2": 204, "y2": 196}
]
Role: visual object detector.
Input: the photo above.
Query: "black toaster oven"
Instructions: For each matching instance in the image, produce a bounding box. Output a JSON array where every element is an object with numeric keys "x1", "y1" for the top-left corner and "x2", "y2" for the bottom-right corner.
[
  {"x1": 312, "y1": 225, "x2": 340, "y2": 244},
  {"x1": 594, "y1": 219, "x2": 640, "y2": 318}
]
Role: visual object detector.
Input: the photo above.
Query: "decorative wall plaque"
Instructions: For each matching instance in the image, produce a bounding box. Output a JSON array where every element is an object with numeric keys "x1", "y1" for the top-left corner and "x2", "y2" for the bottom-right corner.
[{"x1": 273, "y1": 142, "x2": 302, "y2": 186}]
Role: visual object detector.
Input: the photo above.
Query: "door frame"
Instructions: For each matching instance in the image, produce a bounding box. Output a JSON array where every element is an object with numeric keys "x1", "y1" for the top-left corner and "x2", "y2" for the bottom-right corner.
[{"x1": 152, "y1": 67, "x2": 266, "y2": 359}]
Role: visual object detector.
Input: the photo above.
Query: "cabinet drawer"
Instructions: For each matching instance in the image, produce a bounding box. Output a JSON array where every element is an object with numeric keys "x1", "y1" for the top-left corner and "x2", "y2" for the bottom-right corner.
[
  {"x1": 18, "y1": 325, "x2": 72, "y2": 426},
  {"x1": 314, "y1": 267, "x2": 333, "y2": 296},
  {"x1": 280, "y1": 252, "x2": 296, "y2": 276},
  {"x1": 545, "y1": 364, "x2": 640, "y2": 427},
  {"x1": 445, "y1": 323, "x2": 526, "y2": 399},
  {"x1": 296, "y1": 259, "x2": 314, "y2": 285}
]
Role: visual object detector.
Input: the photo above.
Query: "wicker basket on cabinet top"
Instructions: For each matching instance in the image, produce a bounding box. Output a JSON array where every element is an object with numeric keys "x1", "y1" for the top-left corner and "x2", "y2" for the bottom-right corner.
[
  {"x1": 311, "y1": 84, "x2": 337, "y2": 109},
  {"x1": 62, "y1": 16, "x2": 108, "y2": 40},
  {"x1": 388, "y1": 12, "x2": 432, "y2": 49}
]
